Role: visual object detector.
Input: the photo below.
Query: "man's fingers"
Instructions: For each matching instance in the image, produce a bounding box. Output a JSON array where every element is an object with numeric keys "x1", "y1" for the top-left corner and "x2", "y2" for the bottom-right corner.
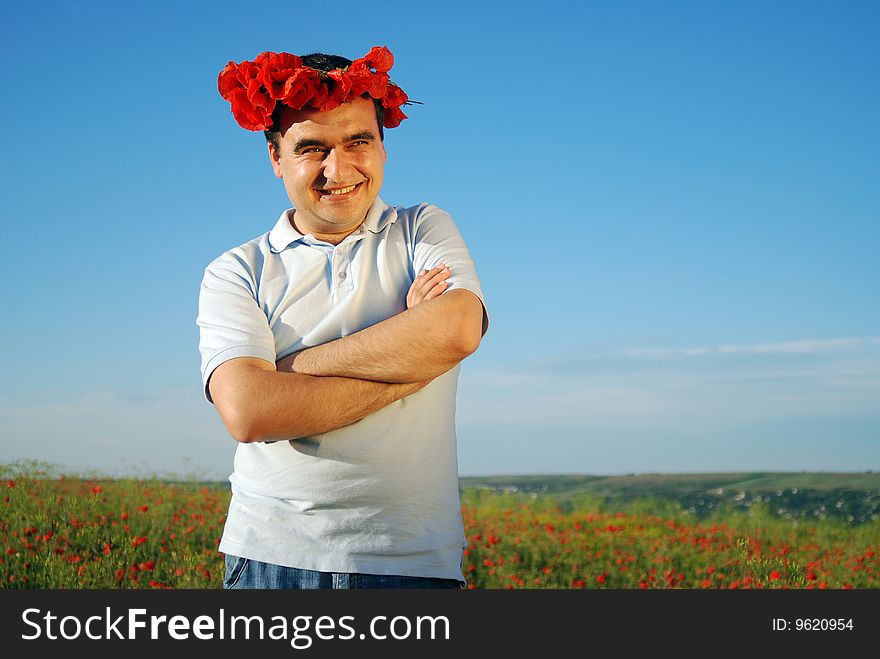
[
  {"x1": 424, "y1": 281, "x2": 448, "y2": 301},
  {"x1": 420, "y1": 265, "x2": 450, "y2": 287},
  {"x1": 416, "y1": 265, "x2": 447, "y2": 282},
  {"x1": 410, "y1": 266, "x2": 447, "y2": 294},
  {"x1": 407, "y1": 264, "x2": 450, "y2": 308},
  {"x1": 423, "y1": 268, "x2": 450, "y2": 289}
]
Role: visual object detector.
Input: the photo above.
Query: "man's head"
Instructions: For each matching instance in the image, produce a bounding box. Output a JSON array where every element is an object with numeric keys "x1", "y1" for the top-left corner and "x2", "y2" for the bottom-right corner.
[
  {"x1": 264, "y1": 53, "x2": 385, "y2": 155},
  {"x1": 268, "y1": 96, "x2": 386, "y2": 242},
  {"x1": 218, "y1": 46, "x2": 410, "y2": 240}
]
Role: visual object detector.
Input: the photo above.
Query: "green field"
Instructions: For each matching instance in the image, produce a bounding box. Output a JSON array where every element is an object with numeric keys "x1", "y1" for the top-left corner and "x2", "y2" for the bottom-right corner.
[
  {"x1": 2, "y1": 462, "x2": 878, "y2": 589},
  {"x1": 460, "y1": 472, "x2": 880, "y2": 526}
]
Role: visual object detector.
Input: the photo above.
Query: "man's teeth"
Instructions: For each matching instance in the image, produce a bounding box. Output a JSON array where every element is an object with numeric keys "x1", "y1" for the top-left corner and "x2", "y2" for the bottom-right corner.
[{"x1": 324, "y1": 184, "x2": 359, "y2": 195}]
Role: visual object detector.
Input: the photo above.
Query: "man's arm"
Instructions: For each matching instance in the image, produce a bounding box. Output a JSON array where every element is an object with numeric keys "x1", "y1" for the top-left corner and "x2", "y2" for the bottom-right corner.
[
  {"x1": 280, "y1": 284, "x2": 485, "y2": 384},
  {"x1": 208, "y1": 357, "x2": 430, "y2": 443},
  {"x1": 278, "y1": 207, "x2": 490, "y2": 384}
]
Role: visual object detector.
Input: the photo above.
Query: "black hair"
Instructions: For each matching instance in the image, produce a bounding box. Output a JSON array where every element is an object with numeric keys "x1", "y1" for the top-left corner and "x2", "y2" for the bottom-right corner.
[{"x1": 264, "y1": 52, "x2": 385, "y2": 154}]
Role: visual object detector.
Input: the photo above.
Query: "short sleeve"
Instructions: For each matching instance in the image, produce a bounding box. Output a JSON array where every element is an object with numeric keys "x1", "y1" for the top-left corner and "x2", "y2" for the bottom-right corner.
[
  {"x1": 197, "y1": 251, "x2": 277, "y2": 403},
  {"x1": 412, "y1": 205, "x2": 489, "y2": 336}
]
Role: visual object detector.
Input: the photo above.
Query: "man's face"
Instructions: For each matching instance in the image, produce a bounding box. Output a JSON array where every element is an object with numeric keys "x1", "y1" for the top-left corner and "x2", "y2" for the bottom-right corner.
[{"x1": 269, "y1": 97, "x2": 386, "y2": 240}]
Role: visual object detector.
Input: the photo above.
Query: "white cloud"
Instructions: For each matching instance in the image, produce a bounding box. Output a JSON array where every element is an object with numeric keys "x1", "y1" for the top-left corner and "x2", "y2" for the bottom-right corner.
[
  {"x1": 455, "y1": 336, "x2": 880, "y2": 474},
  {"x1": 618, "y1": 336, "x2": 880, "y2": 359}
]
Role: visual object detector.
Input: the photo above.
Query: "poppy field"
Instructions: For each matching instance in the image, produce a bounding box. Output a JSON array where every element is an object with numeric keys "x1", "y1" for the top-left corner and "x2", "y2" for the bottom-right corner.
[
  {"x1": 459, "y1": 490, "x2": 878, "y2": 589},
  {"x1": 2, "y1": 464, "x2": 878, "y2": 589}
]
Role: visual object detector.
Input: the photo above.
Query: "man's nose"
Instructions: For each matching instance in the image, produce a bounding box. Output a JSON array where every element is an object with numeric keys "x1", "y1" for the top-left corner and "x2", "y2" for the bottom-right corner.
[{"x1": 322, "y1": 148, "x2": 354, "y2": 182}]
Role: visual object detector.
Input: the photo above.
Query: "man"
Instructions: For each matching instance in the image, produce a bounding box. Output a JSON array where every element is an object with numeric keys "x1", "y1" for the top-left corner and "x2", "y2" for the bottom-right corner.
[{"x1": 197, "y1": 46, "x2": 489, "y2": 589}]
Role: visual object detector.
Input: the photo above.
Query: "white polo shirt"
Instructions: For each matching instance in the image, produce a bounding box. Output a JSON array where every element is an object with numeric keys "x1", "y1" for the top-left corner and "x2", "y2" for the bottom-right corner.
[{"x1": 197, "y1": 197, "x2": 488, "y2": 580}]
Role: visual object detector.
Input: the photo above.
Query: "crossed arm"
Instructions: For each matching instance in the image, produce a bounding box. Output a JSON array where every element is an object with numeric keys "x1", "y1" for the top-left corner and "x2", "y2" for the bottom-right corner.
[{"x1": 208, "y1": 266, "x2": 485, "y2": 443}]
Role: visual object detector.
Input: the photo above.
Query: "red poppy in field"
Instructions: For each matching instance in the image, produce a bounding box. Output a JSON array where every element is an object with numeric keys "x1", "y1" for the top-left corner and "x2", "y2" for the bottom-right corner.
[
  {"x1": 131, "y1": 536, "x2": 148, "y2": 547},
  {"x1": 769, "y1": 570, "x2": 782, "y2": 581},
  {"x1": 138, "y1": 505, "x2": 149, "y2": 512}
]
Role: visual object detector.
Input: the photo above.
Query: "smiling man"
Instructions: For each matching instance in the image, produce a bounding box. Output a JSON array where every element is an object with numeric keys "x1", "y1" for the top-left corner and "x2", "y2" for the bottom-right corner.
[{"x1": 197, "y1": 47, "x2": 489, "y2": 589}]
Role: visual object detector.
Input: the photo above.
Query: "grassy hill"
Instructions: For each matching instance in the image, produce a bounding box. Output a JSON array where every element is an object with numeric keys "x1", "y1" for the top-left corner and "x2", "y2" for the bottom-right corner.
[{"x1": 459, "y1": 472, "x2": 880, "y2": 526}]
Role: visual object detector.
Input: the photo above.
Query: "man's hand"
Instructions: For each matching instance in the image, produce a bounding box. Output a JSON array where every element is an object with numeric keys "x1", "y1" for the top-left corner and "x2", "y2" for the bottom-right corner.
[{"x1": 407, "y1": 264, "x2": 450, "y2": 309}]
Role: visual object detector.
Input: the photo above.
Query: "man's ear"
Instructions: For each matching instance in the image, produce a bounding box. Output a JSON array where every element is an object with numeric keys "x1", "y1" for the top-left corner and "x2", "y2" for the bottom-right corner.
[{"x1": 268, "y1": 141, "x2": 283, "y2": 179}]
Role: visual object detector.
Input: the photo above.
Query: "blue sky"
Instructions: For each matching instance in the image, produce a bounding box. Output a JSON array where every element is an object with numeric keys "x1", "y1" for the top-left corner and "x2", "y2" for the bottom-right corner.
[{"x1": 1, "y1": 1, "x2": 877, "y2": 479}]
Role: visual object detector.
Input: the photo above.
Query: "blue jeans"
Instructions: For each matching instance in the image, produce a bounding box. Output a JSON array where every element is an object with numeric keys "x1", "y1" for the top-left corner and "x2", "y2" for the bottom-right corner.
[{"x1": 223, "y1": 554, "x2": 466, "y2": 590}]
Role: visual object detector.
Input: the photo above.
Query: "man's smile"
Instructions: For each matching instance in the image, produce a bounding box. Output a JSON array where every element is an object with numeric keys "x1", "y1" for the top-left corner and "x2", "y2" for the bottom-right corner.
[{"x1": 317, "y1": 182, "x2": 363, "y2": 200}]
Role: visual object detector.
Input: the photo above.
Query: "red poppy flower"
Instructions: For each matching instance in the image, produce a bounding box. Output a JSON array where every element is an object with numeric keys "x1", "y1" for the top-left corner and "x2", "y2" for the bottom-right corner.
[
  {"x1": 280, "y1": 68, "x2": 321, "y2": 110},
  {"x1": 382, "y1": 106, "x2": 408, "y2": 129},
  {"x1": 218, "y1": 60, "x2": 275, "y2": 131},
  {"x1": 311, "y1": 72, "x2": 352, "y2": 113},
  {"x1": 258, "y1": 52, "x2": 303, "y2": 100},
  {"x1": 347, "y1": 60, "x2": 389, "y2": 99},
  {"x1": 360, "y1": 45, "x2": 394, "y2": 73}
]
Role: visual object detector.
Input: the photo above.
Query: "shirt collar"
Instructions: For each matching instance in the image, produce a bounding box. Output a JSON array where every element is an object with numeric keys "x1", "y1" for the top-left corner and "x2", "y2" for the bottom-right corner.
[{"x1": 268, "y1": 196, "x2": 398, "y2": 253}]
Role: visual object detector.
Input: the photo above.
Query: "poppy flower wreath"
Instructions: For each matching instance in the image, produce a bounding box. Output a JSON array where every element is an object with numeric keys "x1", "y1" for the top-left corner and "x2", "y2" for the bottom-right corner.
[{"x1": 218, "y1": 45, "x2": 411, "y2": 132}]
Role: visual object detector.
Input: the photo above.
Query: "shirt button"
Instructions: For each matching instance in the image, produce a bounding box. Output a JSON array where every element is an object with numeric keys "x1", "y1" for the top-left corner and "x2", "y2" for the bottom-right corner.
[{"x1": 338, "y1": 271, "x2": 347, "y2": 281}]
